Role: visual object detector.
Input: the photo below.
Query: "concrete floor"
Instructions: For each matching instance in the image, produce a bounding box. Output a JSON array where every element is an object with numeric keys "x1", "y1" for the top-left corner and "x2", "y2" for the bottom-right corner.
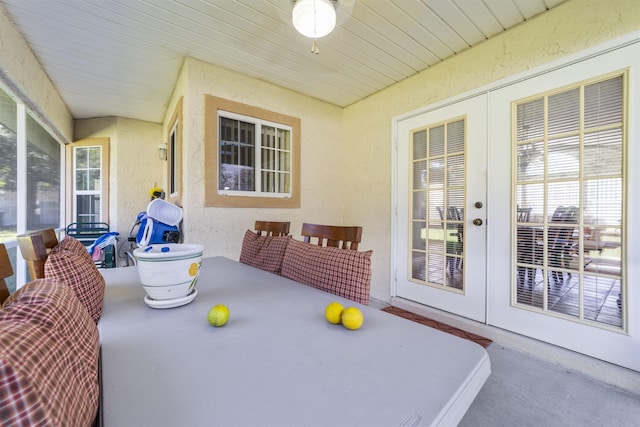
[{"x1": 460, "y1": 344, "x2": 640, "y2": 427}]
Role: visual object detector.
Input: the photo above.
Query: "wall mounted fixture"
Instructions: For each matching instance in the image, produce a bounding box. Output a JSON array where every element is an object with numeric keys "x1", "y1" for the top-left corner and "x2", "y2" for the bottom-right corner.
[
  {"x1": 292, "y1": 0, "x2": 336, "y2": 54},
  {"x1": 158, "y1": 143, "x2": 167, "y2": 161}
]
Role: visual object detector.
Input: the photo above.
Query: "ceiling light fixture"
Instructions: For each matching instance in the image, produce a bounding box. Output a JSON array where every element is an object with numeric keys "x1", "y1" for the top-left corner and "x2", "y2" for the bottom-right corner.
[{"x1": 292, "y1": 0, "x2": 336, "y2": 54}]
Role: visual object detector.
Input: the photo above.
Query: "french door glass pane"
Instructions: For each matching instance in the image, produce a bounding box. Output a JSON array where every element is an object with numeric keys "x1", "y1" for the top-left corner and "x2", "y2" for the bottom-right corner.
[
  {"x1": 411, "y1": 118, "x2": 465, "y2": 290},
  {"x1": 584, "y1": 129, "x2": 622, "y2": 176},
  {"x1": 514, "y1": 75, "x2": 624, "y2": 329},
  {"x1": 584, "y1": 78, "x2": 623, "y2": 128}
]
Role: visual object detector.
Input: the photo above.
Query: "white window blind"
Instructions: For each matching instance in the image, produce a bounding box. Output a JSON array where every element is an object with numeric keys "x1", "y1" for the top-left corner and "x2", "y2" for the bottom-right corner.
[
  {"x1": 411, "y1": 118, "x2": 465, "y2": 290},
  {"x1": 514, "y1": 74, "x2": 624, "y2": 328}
]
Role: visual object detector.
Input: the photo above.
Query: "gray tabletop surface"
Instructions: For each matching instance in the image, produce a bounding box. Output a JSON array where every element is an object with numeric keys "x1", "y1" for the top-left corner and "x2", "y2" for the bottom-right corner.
[{"x1": 99, "y1": 257, "x2": 490, "y2": 427}]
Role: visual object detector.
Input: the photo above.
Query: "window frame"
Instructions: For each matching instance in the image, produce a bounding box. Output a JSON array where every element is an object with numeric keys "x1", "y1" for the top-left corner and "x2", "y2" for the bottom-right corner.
[
  {"x1": 204, "y1": 95, "x2": 301, "y2": 208},
  {"x1": 217, "y1": 110, "x2": 293, "y2": 198},
  {"x1": 65, "y1": 138, "x2": 110, "y2": 225},
  {"x1": 166, "y1": 97, "x2": 183, "y2": 205},
  {"x1": 72, "y1": 145, "x2": 102, "y2": 223}
]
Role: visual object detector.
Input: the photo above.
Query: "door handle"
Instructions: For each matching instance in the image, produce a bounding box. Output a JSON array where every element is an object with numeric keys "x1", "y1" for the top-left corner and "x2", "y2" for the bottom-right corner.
[{"x1": 473, "y1": 218, "x2": 483, "y2": 226}]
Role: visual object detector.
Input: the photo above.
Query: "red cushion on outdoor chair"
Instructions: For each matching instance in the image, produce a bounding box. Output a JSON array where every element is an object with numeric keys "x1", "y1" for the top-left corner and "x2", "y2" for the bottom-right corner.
[
  {"x1": 281, "y1": 239, "x2": 372, "y2": 305},
  {"x1": 0, "y1": 279, "x2": 100, "y2": 427},
  {"x1": 45, "y1": 241, "x2": 106, "y2": 323},
  {"x1": 240, "y1": 230, "x2": 292, "y2": 275}
]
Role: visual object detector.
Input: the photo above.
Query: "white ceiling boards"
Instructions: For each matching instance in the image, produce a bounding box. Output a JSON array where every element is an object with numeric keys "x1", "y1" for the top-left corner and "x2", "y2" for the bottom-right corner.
[{"x1": 1, "y1": 0, "x2": 568, "y2": 123}]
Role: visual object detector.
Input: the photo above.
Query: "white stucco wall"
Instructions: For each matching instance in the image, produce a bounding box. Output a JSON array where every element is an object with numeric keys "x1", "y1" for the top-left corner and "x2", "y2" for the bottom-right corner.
[
  {"x1": 0, "y1": 4, "x2": 72, "y2": 143},
  {"x1": 343, "y1": 0, "x2": 640, "y2": 303},
  {"x1": 162, "y1": 58, "x2": 345, "y2": 260}
]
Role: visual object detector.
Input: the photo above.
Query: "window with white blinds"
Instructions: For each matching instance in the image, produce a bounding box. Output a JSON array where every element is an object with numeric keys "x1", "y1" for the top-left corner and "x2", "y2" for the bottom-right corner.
[
  {"x1": 411, "y1": 118, "x2": 465, "y2": 291},
  {"x1": 514, "y1": 73, "x2": 625, "y2": 329}
]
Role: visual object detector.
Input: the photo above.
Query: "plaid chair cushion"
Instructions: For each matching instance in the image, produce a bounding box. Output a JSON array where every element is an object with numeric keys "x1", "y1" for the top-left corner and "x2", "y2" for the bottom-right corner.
[
  {"x1": 45, "y1": 243, "x2": 106, "y2": 323},
  {"x1": 0, "y1": 279, "x2": 100, "y2": 427},
  {"x1": 239, "y1": 230, "x2": 292, "y2": 275},
  {"x1": 56, "y1": 235, "x2": 93, "y2": 264},
  {"x1": 281, "y1": 239, "x2": 372, "y2": 305}
]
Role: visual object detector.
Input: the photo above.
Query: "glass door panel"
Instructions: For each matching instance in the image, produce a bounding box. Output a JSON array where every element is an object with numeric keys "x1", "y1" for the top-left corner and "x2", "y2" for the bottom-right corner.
[
  {"x1": 513, "y1": 75, "x2": 624, "y2": 329},
  {"x1": 411, "y1": 120, "x2": 465, "y2": 290}
]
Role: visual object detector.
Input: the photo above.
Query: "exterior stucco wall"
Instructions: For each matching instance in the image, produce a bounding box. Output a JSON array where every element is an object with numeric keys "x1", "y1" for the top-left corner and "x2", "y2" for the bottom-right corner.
[
  {"x1": 164, "y1": 58, "x2": 344, "y2": 259},
  {"x1": 343, "y1": 0, "x2": 640, "y2": 302},
  {"x1": 74, "y1": 117, "x2": 163, "y2": 237}
]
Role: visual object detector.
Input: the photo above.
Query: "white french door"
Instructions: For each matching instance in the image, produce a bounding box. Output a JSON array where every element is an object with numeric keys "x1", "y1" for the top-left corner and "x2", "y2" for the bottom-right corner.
[
  {"x1": 486, "y1": 42, "x2": 639, "y2": 371},
  {"x1": 394, "y1": 94, "x2": 488, "y2": 322},
  {"x1": 392, "y1": 38, "x2": 639, "y2": 371}
]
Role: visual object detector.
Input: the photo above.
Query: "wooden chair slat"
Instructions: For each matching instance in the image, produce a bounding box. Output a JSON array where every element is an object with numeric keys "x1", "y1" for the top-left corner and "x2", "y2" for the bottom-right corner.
[
  {"x1": 301, "y1": 223, "x2": 362, "y2": 251},
  {"x1": 255, "y1": 221, "x2": 290, "y2": 237}
]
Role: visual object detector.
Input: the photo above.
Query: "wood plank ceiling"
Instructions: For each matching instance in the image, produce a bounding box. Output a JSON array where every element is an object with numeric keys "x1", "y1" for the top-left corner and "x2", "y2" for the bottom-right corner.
[{"x1": 1, "y1": 0, "x2": 568, "y2": 123}]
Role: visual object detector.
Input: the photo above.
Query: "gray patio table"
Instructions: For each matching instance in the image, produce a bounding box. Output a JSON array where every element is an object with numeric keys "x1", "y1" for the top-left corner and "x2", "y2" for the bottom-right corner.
[{"x1": 98, "y1": 256, "x2": 490, "y2": 427}]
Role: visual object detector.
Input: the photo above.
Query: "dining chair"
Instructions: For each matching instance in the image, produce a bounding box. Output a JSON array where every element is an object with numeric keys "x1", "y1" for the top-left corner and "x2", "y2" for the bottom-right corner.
[
  {"x1": 436, "y1": 206, "x2": 463, "y2": 277},
  {"x1": 254, "y1": 221, "x2": 290, "y2": 237},
  {"x1": 516, "y1": 207, "x2": 535, "y2": 287},
  {"x1": 301, "y1": 223, "x2": 362, "y2": 251},
  {"x1": 17, "y1": 228, "x2": 58, "y2": 280},
  {"x1": 517, "y1": 207, "x2": 532, "y2": 223},
  {"x1": 516, "y1": 226, "x2": 541, "y2": 288},
  {"x1": 548, "y1": 205, "x2": 579, "y2": 285},
  {"x1": 0, "y1": 243, "x2": 13, "y2": 304}
]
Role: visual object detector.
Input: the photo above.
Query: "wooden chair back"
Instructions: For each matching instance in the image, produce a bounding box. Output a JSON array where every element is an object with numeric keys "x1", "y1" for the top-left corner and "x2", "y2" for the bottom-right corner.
[
  {"x1": 517, "y1": 207, "x2": 532, "y2": 222},
  {"x1": 0, "y1": 244, "x2": 13, "y2": 304},
  {"x1": 301, "y1": 223, "x2": 362, "y2": 251},
  {"x1": 255, "y1": 221, "x2": 290, "y2": 237},
  {"x1": 17, "y1": 228, "x2": 58, "y2": 280}
]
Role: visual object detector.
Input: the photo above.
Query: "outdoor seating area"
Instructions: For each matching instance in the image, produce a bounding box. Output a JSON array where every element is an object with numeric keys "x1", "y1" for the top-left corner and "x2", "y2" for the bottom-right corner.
[
  {"x1": 0, "y1": 221, "x2": 489, "y2": 426},
  {"x1": 241, "y1": 222, "x2": 371, "y2": 305},
  {"x1": 0, "y1": 1, "x2": 637, "y2": 425},
  {"x1": 98, "y1": 256, "x2": 490, "y2": 426}
]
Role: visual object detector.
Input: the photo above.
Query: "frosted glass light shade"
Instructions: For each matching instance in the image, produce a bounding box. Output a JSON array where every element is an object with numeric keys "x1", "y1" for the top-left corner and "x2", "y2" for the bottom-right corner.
[{"x1": 292, "y1": 0, "x2": 336, "y2": 39}]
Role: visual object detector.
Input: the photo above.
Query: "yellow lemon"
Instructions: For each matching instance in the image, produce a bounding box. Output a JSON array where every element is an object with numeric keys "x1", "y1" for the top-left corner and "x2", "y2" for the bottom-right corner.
[
  {"x1": 341, "y1": 307, "x2": 364, "y2": 330},
  {"x1": 207, "y1": 304, "x2": 230, "y2": 327},
  {"x1": 325, "y1": 301, "x2": 344, "y2": 324}
]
